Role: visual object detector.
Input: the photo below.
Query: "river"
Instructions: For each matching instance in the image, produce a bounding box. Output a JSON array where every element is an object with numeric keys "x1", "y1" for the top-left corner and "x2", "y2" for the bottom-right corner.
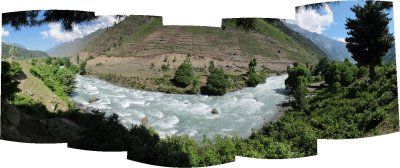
[{"x1": 70, "y1": 74, "x2": 288, "y2": 140}]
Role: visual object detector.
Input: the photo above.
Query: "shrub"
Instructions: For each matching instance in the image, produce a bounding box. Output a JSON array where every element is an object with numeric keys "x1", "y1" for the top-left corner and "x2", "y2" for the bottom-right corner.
[
  {"x1": 203, "y1": 68, "x2": 230, "y2": 96},
  {"x1": 173, "y1": 58, "x2": 194, "y2": 87},
  {"x1": 161, "y1": 63, "x2": 170, "y2": 72},
  {"x1": 246, "y1": 58, "x2": 262, "y2": 87},
  {"x1": 1, "y1": 61, "x2": 22, "y2": 102}
]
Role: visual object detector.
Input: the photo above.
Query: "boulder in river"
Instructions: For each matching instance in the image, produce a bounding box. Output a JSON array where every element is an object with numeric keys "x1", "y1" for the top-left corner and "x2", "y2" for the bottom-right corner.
[
  {"x1": 88, "y1": 96, "x2": 100, "y2": 103},
  {"x1": 211, "y1": 108, "x2": 219, "y2": 115},
  {"x1": 141, "y1": 117, "x2": 149, "y2": 126}
]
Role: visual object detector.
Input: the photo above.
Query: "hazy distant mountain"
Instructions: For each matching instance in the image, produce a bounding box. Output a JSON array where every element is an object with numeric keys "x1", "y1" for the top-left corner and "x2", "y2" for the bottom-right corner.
[
  {"x1": 2, "y1": 42, "x2": 49, "y2": 58},
  {"x1": 3, "y1": 42, "x2": 27, "y2": 49},
  {"x1": 284, "y1": 23, "x2": 352, "y2": 62},
  {"x1": 46, "y1": 28, "x2": 106, "y2": 57},
  {"x1": 383, "y1": 46, "x2": 396, "y2": 63},
  {"x1": 284, "y1": 23, "x2": 395, "y2": 63}
]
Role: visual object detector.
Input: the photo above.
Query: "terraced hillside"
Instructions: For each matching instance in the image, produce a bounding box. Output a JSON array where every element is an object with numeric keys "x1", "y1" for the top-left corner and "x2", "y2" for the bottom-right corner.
[{"x1": 76, "y1": 16, "x2": 325, "y2": 92}]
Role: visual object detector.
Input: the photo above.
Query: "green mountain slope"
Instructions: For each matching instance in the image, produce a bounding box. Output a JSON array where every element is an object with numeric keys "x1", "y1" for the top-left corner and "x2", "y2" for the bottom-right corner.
[
  {"x1": 46, "y1": 28, "x2": 106, "y2": 57},
  {"x1": 83, "y1": 16, "x2": 325, "y2": 65},
  {"x1": 2, "y1": 42, "x2": 49, "y2": 58}
]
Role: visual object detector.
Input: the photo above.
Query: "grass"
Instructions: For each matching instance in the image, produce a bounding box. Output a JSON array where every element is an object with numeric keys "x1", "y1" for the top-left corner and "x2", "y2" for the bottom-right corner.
[
  {"x1": 17, "y1": 61, "x2": 70, "y2": 112},
  {"x1": 126, "y1": 18, "x2": 163, "y2": 43}
]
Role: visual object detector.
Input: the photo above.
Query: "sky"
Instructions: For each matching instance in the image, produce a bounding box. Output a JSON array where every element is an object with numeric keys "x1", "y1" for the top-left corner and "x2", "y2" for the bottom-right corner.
[
  {"x1": 1, "y1": 15, "x2": 121, "y2": 51},
  {"x1": 288, "y1": 0, "x2": 395, "y2": 43},
  {"x1": 1, "y1": 1, "x2": 396, "y2": 51}
]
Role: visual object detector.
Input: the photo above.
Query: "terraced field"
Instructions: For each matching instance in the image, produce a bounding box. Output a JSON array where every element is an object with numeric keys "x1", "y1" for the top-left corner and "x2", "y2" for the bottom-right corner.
[{"x1": 76, "y1": 16, "x2": 324, "y2": 92}]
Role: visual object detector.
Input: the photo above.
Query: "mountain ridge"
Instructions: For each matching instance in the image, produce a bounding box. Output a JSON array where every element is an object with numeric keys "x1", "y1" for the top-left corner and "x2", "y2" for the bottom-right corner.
[
  {"x1": 46, "y1": 28, "x2": 106, "y2": 57},
  {"x1": 284, "y1": 22, "x2": 396, "y2": 63},
  {"x1": 2, "y1": 42, "x2": 49, "y2": 58}
]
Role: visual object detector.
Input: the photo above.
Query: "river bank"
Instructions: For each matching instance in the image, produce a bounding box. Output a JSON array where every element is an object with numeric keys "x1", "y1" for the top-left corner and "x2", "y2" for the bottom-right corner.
[{"x1": 85, "y1": 70, "x2": 284, "y2": 95}]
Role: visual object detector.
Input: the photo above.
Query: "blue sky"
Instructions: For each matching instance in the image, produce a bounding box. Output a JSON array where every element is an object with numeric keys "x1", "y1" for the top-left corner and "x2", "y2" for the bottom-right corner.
[
  {"x1": 322, "y1": 1, "x2": 395, "y2": 42},
  {"x1": 1, "y1": 1, "x2": 396, "y2": 51},
  {"x1": 2, "y1": 15, "x2": 118, "y2": 51}
]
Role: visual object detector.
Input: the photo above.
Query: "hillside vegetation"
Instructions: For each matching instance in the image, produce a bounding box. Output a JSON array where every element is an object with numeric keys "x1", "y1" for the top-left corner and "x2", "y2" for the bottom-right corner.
[
  {"x1": 77, "y1": 16, "x2": 325, "y2": 94},
  {"x1": 2, "y1": 42, "x2": 49, "y2": 59},
  {"x1": 84, "y1": 16, "x2": 324, "y2": 63}
]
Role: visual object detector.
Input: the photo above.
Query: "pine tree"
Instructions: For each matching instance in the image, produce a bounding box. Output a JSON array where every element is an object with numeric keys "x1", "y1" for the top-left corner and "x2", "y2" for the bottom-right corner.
[
  {"x1": 345, "y1": 1, "x2": 394, "y2": 80},
  {"x1": 235, "y1": 18, "x2": 256, "y2": 32}
]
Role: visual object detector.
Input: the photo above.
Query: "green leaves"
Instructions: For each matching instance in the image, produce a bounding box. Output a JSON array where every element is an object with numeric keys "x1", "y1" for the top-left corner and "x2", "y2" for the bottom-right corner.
[
  {"x1": 235, "y1": 18, "x2": 257, "y2": 32},
  {"x1": 1, "y1": 61, "x2": 22, "y2": 102},
  {"x1": 173, "y1": 57, "x2": 194, "y2": 87},
  {"x1": 246, "y1": 58, "x2": 263, "y2": 87},
  {"x1": 285, "y1": 64, "x2": 311, "y2": 108},
  {"x1": 203, "y1": 68, "x2": 231, "y2": 96}
]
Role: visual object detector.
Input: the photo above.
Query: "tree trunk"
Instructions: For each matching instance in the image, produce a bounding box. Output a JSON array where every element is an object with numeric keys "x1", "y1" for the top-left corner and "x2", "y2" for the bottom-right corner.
[{"x1": 369, "y1": 64, "x2": 376, "y2": 81}]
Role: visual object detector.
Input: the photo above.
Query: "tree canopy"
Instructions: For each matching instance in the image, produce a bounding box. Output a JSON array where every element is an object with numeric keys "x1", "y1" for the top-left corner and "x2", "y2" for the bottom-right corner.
[
  {"x1": 235, "y1": 18, "x2": 256, "y2": 32},
  {"x1": 2, "y1": 10, "x2": 97, "y2": 31}
]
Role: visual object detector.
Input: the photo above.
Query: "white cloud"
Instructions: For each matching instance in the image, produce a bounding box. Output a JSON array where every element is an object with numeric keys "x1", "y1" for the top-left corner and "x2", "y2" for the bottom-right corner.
[
  {"x1": 2, "y1": 27, "x2": 10, "y2": 37},
  {"x1": 40, "y1": 15, "x2": 123, "y2": 42},
  {"x1": 333, "y1": 37, "x2": 346, "y2": 43},
  {"x1": 293, "y1": 5, "x2": 334, "y2": 34}
]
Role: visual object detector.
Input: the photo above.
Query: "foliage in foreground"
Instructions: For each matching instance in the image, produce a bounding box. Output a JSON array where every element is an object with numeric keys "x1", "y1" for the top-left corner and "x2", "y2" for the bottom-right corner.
[{"x1": 1, "y1": 61, "x2": 22, "y2": 102}]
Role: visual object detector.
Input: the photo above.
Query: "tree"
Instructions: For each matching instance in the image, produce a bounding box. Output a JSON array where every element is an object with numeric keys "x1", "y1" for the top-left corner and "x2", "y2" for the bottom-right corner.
[
  {"x1": 8, "y1": 45, "x2": 17, "y2": 57},
  {"x1": 203, "y1": 68, "x2": 230, "y2": 96},
  {"x1": 292, "y1": 76, "x2": 307, "y2": 108},
  {"x1": 246, "y1": 58, "x2": 262, "y2": 87},
  {"x1": 173, "y1": 57, "x2": 194, "y2": 87},
  {"x1": 285, "y1": 64, "x2": 311, "y2": 107},
  {"x1": 208, "y1": 60, "x2": 216, "y2": 73},
  {"x1": 55, "y1": 68, "x2": 77, "y2": 95},
  {"x1": 1, "y1": 61, "x2": 22, "y2": 102},
  {"x1": 235, "y1": 18, "x2": 256, "y2": 32},
  {"x1": 79, "y1": 60, "x2": 87, "y2": 75},
  {"x1": 345, "y1": 1, "x2": 394, "y2": 80},
  {"x1": 3, "y1": 10, "x2": 97, "y2": 31},
  {"x1": 285, "y1": 64, "x2": 311, "y2": 92},
  {"x1": 248, "y1": 58, "x2": 257, "y2": 73}
]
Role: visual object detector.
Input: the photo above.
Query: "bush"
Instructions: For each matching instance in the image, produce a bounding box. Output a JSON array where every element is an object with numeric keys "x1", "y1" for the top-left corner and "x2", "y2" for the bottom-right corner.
[
  {"x1": 161, "y1": 63, "x2": 170, "y2": 72},
  {"x1": 246, "y1": 58, "x2": 262, "y2": 87},
  {"x1": 285, "y1": 64, "x2": 311, "y2": 93},
  {"x1": 79, "y1": 60, "x2": 87, "y2": 75},
  {"x1": 173, "y1": 58, "x2": 194, "y2": 87},
  {"x1": 1, "y1": 61, "x2": 22, "y2": 102},
  {"x1": 321, "y1": 59, "x2": 357, "y2": 87},
  {"x1": 68, "y1": 110, "x2": 130, "y2": 151},
  {"x1": 246, "y1": 71, "x2": 262, "y2": 87},
  {"x1": 202, "y1": 68, "x2": 230, "y2": 96}
]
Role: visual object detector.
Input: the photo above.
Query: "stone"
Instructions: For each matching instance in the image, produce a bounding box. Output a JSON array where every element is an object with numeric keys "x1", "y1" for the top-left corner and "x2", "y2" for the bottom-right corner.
[
  {"x1": 27, "y1": 90, "x2": 34, "y2": 96},
  {"x1": 211, "y1": 108, "x2": 219, "y2": 115},
  {"x1": 141, "y1": 117, "x2": 149, "y2": 126},
  {"x1": 88, "y1": 96, "x2": 100, "y2": 103}
]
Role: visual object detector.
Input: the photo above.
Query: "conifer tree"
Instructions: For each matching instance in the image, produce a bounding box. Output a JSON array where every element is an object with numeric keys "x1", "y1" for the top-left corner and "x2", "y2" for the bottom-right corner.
[{"x1": 345, "y1": 1, "x2": 394, "y2": 80}]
